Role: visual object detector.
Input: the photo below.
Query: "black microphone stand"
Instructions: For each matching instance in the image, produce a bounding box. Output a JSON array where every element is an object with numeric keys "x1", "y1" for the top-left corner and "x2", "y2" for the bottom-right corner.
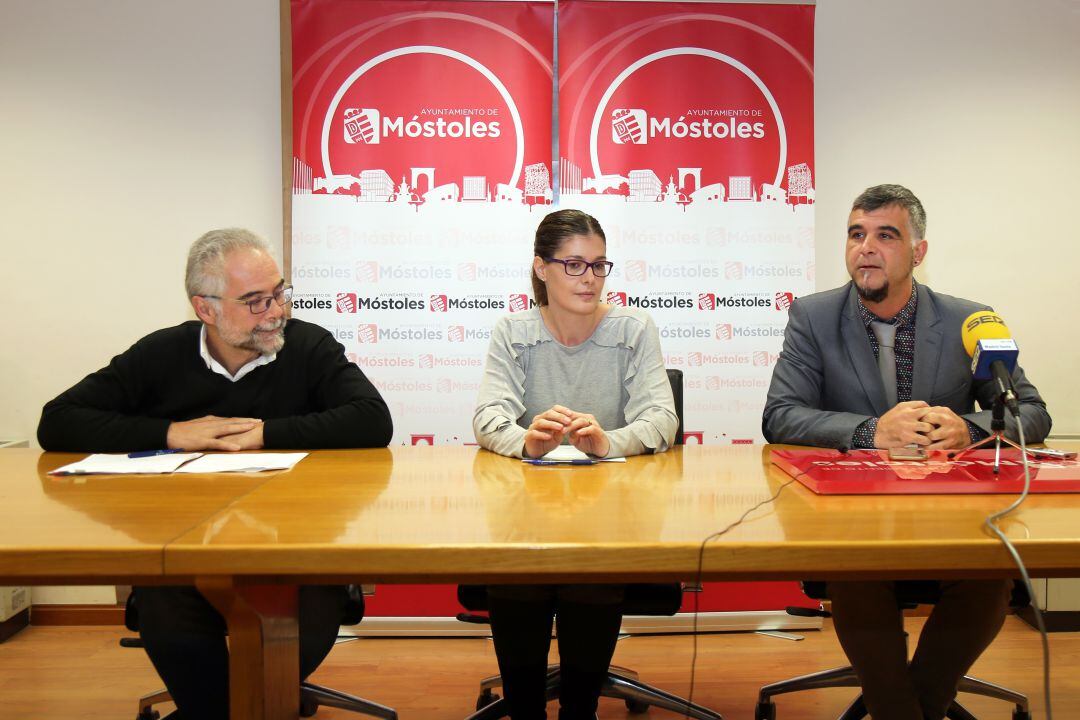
[{"x1": 948, "y1": 395, "x2": 1025, "y2": 474}]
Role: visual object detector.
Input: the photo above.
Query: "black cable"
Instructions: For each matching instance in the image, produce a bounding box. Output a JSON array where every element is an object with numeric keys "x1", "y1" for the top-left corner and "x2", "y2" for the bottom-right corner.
[
  {"x1": 983, "y1": 421, "x2": 1052, "y2": 720},
  {"x1": 681, "y1": 468, "x2": 799, "y2": 717},
  {"x1": 679, "y1": 440, "x2": 1054, "y2": 720}
]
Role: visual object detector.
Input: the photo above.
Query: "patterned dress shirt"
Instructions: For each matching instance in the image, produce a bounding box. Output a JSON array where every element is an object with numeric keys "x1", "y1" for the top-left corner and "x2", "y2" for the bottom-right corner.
[{"x1": 851, "y1": 281, "x2": 985, "y2": 448}]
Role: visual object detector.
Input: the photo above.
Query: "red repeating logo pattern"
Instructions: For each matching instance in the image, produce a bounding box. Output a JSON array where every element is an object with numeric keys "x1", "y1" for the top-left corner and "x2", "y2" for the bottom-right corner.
[
  {"x1": 356, "y1": 261, "x2": 379, "y2": 282},
  {"x1": 357, "y1": 324, "x2": 378, "y2": 343},
  {"x1": 290, "y1": 3, "x2": 813, "y2": 450},
  {"x1": 611, "y1": 108, "x2": 647, "y2": 145},
  {"x1": 343, "y1": 108, "x2": 380, "y2": 144},
  {"x1": 625, "y1": 260, "x2": 647, "y2": 282},
  {"x1": 508, "y1": 294, "x2": 530, "y2": 312},
  {"x1": 327, "y1": 225, "x2": 349, "y2": 247},
  {"x1": 336, "y1": 293, "x2": 358, "y2": 313},
  {"x1": 457, "y1": 263, "x2": 478, "y2": 281}
]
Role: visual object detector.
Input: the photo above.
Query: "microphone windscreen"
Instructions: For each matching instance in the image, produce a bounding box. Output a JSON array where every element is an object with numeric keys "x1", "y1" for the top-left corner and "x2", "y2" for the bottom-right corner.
[{"x1": 961, "y1": 311, "x2": 1011, "y2": 357}]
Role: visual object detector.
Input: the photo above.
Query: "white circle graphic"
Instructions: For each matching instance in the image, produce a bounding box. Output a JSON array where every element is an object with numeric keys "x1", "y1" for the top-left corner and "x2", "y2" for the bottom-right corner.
[
  {"x1": 589, "y1": 48, "x2": 787, "y2": 187},
  {"x1": 322, "y1": 45, "x2": 525, "y2": 188}
]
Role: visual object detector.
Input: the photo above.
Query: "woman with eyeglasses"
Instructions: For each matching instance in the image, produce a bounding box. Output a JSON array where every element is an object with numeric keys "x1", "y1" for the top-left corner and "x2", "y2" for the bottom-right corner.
[{"x1": 473, "y1": 208, "x2": 678, "y2": 720}]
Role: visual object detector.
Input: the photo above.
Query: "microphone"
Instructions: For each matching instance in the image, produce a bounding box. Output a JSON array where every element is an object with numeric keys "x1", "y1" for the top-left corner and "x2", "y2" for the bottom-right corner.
[{"x1": 960, "y1": 311, "x2": 1020, "y2": 415}]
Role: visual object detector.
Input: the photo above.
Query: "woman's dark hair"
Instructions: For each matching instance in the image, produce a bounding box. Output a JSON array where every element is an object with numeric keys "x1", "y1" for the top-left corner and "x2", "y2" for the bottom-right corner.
[{"x1": 531, "y1": 209, "x2": 606, "y2": 306}]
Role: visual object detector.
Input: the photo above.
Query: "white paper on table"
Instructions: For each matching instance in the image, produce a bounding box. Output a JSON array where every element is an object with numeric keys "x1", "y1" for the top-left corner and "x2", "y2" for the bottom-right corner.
[
  {"x1": 538, "y1": 445, "x2": 627, "y2": 463},
  {"x1": 173, "y1": 452, "x2": 309, "y2": 474},
  {"x1": 49, "y1": 453, "x2": 204, "y2": 475}
]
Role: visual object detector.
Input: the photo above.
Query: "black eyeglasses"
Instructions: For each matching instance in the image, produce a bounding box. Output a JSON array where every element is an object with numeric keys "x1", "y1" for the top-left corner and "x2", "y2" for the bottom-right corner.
[
  {"x1": 544, "y1": 257, "x2": 614, "y2": 277},
  {"x1": 203, "y1": 284, "x2": 294, "y2": 314}
]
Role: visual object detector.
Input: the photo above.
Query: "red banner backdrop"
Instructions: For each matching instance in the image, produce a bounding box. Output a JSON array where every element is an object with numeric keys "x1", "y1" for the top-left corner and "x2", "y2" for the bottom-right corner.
[
  {"x1": 365, "y1": 582, "x2": 811, "y2": 616},
  {"x1": 289, "y1": 0, "x2": 816, "y2": 619},
  {"x1": 554, "y1": 1, "x2": 816, "y2": 616},
  {"x1": 558, "y1": 0, "x2": 814, "y2": 196},
  {"x1": 291, "y1": 0, "x2": 554, "y2": 193}
]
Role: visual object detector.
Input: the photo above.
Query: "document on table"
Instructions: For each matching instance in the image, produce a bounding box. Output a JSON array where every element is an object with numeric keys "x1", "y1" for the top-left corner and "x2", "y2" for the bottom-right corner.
[
  {"x1": 49, "y1": 452, "x2": 308, "y2": 476},
  {"x1": 50, "y1": 453, "x2": 204, "y2": 475},
  {"x1": 523, "y1": 445, "x2": 627, "y2": 465},
  {"x1": 173, "y1": 452, "x2": 308, "y2": 473}
]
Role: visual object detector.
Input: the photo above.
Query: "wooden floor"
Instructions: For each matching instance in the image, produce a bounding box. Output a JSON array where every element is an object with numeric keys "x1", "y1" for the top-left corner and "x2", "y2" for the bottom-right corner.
[{"x1": 0, "y1": 617, "x2": 1075, "y2": 719}]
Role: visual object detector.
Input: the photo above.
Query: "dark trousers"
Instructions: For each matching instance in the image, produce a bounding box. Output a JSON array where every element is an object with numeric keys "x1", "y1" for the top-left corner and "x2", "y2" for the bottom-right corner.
[
  {"x1": 134, "y1": 584, "x2": 352, "y2": 720},
  {"x1": 487, "y1": 584, "x2": 625, "y2": 720},
  {"x1": 826, "y1": 579, "x2": 1012, "y2": 720}
]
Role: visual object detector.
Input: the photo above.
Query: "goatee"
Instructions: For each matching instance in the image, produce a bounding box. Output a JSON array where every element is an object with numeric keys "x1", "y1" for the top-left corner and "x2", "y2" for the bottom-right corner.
[{"x1": 856, "y1": 281, "x2": 889, "y2": 304}]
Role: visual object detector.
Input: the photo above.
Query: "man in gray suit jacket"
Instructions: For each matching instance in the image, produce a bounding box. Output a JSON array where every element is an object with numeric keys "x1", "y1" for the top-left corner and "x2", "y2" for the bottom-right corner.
[{"x1": 763, "y1": 184, "x2": 1051, "y2": 720}]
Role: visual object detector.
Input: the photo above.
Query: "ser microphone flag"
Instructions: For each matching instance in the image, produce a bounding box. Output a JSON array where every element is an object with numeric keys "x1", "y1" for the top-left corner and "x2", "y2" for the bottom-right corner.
[
  {"x1": 961, "y1": 311, "x2": 1020, "y2": 414},
  {"x1": 961, "y1": 311, "x2": 1018, "y2": 380}
]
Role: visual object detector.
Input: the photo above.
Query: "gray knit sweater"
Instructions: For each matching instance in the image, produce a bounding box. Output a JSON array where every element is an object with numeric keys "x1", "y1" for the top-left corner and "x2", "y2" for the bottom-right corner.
[{"x1": 472, "y1": 306, "x2": 678, "y2": 458}]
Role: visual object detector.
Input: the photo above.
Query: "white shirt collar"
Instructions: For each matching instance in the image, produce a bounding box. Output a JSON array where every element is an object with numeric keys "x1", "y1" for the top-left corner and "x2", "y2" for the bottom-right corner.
[{"x1": 199, "y1": 324, "x2": 278, "y2": 382}]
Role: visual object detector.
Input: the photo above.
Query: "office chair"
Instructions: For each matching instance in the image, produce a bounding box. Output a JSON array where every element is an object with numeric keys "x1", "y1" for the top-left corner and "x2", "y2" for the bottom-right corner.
[
  {"x1": 754, "y1": 581, "x2": 1032, "y2": 720},
  {"x1": 457, "y1": 370, "x2": 721, "y2": 720},
  {"x1": 121, "y1": 587, "x2": 397, "y2": 720},
  {"x1": 668, "y1": 367, "x2": 684, "y2": 447}
]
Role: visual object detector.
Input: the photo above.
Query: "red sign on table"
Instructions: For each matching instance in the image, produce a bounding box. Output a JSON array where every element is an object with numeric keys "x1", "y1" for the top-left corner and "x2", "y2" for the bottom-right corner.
[{"x1": 773, "y1": 449, "x2": 1080, "y2": 495}]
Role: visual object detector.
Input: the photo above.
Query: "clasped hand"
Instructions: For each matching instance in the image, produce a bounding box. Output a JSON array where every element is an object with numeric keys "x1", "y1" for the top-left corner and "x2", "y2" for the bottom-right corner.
[
  {"x1": 166, "y1": 415, "x2": 264, "y2": 452},
  {"x1": 873, "y1": 401, "x2": 970, "y2": 452},
  {"x1": 524, "y1": 404, "x2": 609, "y2": 459}
]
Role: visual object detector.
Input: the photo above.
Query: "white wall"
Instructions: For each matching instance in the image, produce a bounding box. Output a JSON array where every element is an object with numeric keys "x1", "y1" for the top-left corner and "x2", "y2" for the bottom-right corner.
[
  {"x1": 814, "y1": 0, "x2": 1080, "y2": 435},
  {"x1": 1, "y1": 1, "x2": 1078, "y2": 604},
  {"x1": 0, "y1": 0, "x2": 283, "y2": 605}
]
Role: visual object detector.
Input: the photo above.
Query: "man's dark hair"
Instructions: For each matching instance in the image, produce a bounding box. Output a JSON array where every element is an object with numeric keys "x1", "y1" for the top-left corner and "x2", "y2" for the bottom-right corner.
[
  {"x1": 852, "y1": 184, "x2": 927, "y2": 240},
  {"x1": 531, "y1": 209, "x2": 607, "y2": 306}
]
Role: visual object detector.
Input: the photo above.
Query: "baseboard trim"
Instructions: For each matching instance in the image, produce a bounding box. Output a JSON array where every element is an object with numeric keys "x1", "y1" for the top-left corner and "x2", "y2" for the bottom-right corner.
[
  {"x1": 1017, "y1": 606, "x2": 1080, "y2": 632},
  {"x1": 31, "y1": 603, "x2": 125, "y2": 626},
  {"x1": 345, "y1": 611, "x2": 823, "y2": 638},
  {"x1": 0, "y1": 608, "x2": 30, "y2": 642},
  {"x1": 23, "y1": 604, "x2": 824, "y2": 638}
]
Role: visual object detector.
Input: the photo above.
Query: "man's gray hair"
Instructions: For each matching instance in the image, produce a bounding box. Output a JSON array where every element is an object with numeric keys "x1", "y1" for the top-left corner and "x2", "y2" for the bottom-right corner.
[
  {"x1": 851, "y1": 184, "x2": 927, "y2": 240},
  {"x1": 185, "y1": 228, "x2": 272, "y2": 298}
]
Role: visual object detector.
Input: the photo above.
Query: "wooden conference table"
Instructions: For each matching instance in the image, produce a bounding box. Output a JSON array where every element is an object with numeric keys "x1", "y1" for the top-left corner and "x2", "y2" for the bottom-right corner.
[{"x1": 2, "y1": 444, "x2": 1079, "y2": 719}]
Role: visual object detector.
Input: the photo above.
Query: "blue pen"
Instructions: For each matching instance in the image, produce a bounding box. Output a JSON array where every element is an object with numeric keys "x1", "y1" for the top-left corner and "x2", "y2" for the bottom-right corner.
[{"x1": 128, "y1": 449, "x2": 184, "y2": 459}]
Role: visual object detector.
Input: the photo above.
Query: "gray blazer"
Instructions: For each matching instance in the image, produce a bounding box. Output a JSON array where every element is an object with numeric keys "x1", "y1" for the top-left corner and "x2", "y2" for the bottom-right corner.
[{"x1": 762, "y1": 282, "x2": 1051, "y2": 448}]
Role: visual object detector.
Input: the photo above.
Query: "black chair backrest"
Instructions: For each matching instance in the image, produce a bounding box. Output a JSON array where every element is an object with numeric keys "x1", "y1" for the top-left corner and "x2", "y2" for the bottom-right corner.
[
  {"x1": 123, "y1": 592, "x2": 139, "y2": 632},
  {"x1": 666, "y1": 368, "x2": 684, "y2": 446},
  {"x1": 458, "y1": 584, "x2": 488, "y2": 610}
]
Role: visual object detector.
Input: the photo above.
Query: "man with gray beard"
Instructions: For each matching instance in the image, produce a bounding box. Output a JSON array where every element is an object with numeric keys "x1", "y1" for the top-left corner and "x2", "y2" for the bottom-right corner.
[{"x1": 38, "y1": 227, "x2": 392, "y2": 719}]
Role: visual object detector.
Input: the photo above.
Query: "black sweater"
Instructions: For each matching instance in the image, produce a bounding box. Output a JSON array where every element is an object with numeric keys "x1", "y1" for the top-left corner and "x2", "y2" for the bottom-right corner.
[{"x1": 38, "y1": 319, "x2": 393, "y2": 452}]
